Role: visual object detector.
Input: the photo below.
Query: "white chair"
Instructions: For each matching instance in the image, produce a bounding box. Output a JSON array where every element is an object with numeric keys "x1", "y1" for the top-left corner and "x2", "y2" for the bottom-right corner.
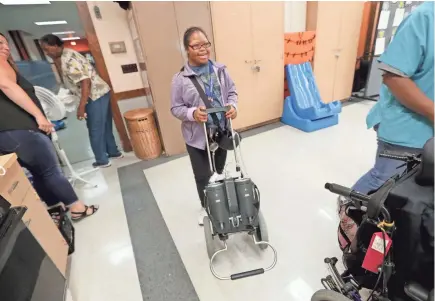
[{"x1": 34, "y1": 86, "x2": 98, "y2": 188}]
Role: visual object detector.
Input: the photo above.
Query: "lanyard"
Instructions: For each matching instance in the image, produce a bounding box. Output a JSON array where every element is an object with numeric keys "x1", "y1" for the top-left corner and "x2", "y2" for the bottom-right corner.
[{"x1": 204, "y1": 62, "x2": 214, "y2": 100}]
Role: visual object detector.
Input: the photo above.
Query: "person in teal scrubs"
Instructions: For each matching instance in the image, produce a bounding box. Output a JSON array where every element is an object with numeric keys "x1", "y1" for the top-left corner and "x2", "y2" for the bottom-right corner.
[{"x1": 352, "y1": 1, "x2": 434, "y2": 194}]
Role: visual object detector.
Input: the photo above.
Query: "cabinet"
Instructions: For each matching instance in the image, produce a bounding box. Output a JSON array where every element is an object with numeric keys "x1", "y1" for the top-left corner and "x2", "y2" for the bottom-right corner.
[
  {"x1": 211, "y1": 2, "x2": 284, "y2": 129},
  {"x1": 131, "y1": 2, "x2": 283, "y2": 155},
  {"x1": 131, "y1": 2, "x2": 215, "y2": 156},
  {"x1": 307, "y1": 2, "x2": 364, "y2": 103},
  {"x1": 0, "y1": 154, "x2": 68, "y2": 277}
]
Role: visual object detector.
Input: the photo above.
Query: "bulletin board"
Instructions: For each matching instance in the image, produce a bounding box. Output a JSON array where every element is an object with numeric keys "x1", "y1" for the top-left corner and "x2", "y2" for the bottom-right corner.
[
  {"x1": 360, "y1": 1, "x2": 422, "y2": 100},
  {"x1": 283, "y1": 31, "x2": 316, "y2": 98},
  {"x1": 374, "y1": 1, "x2": 422, "y2": 56}
]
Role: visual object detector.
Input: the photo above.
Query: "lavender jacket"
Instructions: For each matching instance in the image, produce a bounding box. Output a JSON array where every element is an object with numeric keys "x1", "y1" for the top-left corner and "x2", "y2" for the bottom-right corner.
[{"x1": 170, "y1": 61, "x2": 238, "y2": 150}]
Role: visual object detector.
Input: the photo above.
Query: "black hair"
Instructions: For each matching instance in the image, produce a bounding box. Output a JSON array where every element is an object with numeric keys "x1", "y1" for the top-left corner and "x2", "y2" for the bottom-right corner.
[
  {"x1": 183, "y1": 26, "x2": 208, "y2": 50},
  {"x1": 0, "y1": 32, "x2": 5, "y2": 38},
  {"x1": 40, "y1": 34, "x2": 64, "y2": 47}
]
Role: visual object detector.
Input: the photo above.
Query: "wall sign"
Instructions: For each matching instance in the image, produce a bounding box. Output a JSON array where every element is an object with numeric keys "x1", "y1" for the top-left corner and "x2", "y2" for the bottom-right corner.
[{"x1": 109, "y1": 41, "x2": 127, "y2": 54}]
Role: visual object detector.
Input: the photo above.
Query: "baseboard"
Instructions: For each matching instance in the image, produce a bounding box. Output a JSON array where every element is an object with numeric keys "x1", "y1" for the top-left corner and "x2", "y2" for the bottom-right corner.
[{"x1": 237, "y1": 118, "x2": 281, "y2": 132}]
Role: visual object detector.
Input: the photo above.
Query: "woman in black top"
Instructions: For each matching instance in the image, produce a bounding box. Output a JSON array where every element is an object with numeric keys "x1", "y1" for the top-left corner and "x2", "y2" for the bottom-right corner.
[{"x1": 0, "y1": 33, "x2": 98, "y2": 221}]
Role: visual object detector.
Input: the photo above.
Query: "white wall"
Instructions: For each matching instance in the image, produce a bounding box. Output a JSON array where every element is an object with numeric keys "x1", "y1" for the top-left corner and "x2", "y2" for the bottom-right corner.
[
  {"x1": 285, "y1": 1, "x2": 307, "y2": 33},
  {"x1": 87, "y1": 1, "x2": 144, "y2": 93}
]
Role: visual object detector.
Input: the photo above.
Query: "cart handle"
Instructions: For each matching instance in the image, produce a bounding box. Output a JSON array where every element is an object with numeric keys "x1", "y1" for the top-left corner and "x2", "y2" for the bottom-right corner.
[
  {"x1": 209, "y1": 236, "x2": 277, "y2": 280},
  {"x1": 202, "y1": 106, "x2": 231, "y2": 115},
  {"x1": 231, "y1": 268, "x2": 265, "y2": 280}
]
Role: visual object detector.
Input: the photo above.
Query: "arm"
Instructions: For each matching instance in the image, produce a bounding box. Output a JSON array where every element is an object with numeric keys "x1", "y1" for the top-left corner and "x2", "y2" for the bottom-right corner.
[
  {"x1": 383, "y1": 73, "x2": 434, "y2": 123},
  {"x1": 66, "y1": 54, "x2": 92, "y2": 119},
  {"x1": 223, "y1": 69, "x2": 238, "y2": 109},
  {"x1": 222, "y1": 69, "x2": 238, "y2": 119},
  {"x1": 170, "y1": 74, "x2": 196, "y2": 122},
  {"x1": 378, "y1": 9, "x2": 433, "y2": 123},
  {"x1": 0, "y1": 61, "x2": 52, "y2": 132},
  {"x1": 79, "y1": 78, "x2": 91, "y2": 108}
]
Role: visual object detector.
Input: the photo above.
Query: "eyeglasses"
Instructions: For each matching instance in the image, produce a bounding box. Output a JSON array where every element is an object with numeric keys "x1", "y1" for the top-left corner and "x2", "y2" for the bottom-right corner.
[{"x1": 189, "y1": 42, "x2": 211, "y2": 51}]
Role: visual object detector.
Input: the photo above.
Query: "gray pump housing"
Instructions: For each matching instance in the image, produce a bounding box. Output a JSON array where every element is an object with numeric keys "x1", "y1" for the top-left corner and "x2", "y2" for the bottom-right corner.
[{"x1": 205, "y1": 177, "x2": 259, "y2": 234}]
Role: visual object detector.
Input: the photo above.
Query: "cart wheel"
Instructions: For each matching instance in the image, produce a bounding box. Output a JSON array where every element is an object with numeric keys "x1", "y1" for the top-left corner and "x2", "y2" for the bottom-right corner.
[
  {"x1": 254, "y1": 211, "x2": 269, "y2": 250},
  {"x1": 311, "y1": 289, "x2": 352, "y2": 301},
  {"x1": 203, "y1": 216, "x2": 220, "y2": 259}
]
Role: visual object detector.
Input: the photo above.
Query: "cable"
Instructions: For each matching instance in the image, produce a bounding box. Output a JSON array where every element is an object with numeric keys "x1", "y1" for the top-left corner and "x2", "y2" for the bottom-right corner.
[
  {"x1": 234, "y1": 132, "x2": 248, "y2": 177},
  {"x1": 212, "y1": 151, "x2": 217, "y2": 174}
]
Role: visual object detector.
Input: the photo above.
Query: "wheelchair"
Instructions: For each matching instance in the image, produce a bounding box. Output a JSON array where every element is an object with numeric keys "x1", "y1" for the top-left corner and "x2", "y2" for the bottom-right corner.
[{"x1": 312, "y1": 138, "x2": 434, "y2": 301}]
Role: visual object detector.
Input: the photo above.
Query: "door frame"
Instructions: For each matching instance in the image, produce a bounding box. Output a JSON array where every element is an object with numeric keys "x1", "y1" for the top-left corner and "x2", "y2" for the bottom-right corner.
[{"x1": 75, "y1": 2, "x2": 132, "y2": 152}]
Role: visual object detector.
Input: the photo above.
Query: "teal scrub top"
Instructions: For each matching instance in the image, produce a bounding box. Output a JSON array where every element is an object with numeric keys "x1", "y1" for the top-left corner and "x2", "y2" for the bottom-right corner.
[{"x1": 366, "y1": 1, "x2": 434, "y2": 148}]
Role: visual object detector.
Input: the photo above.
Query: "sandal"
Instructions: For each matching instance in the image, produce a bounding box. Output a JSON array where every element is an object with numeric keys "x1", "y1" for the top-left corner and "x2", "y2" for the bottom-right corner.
[{"x1": 71, "y1": 205, "x2": 99, "y2": 222}]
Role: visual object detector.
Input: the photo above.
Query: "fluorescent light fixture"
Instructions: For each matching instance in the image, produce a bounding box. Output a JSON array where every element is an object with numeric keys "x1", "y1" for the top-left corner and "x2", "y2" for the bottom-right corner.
[
  {"x1": 1, "y1": 0, "x2": 50, "y2": 4},
  {"x1": 52, "y1": 31, "x2": 75, "y2": 35},
  {"x1": 62, "y1": 37, "x2": 80, "y2": 41},
  {"x1": 35, "y1": 20, "x2": 67, "y2": 26}
]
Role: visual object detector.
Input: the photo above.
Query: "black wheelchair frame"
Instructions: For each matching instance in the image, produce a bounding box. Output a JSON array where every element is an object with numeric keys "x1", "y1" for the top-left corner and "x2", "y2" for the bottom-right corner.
[{"x1": 312, "y1": 144, "x2": 434, "y2": 301}]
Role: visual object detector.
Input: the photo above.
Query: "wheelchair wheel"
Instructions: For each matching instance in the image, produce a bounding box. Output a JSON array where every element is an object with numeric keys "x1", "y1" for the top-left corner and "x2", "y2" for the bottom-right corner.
[
  {"x1": 203, "y1": 216, "x2": 221, "y2": 259},
  {"x1": 311, "y1": 289, "x2": 352, "y2": 301},
  {"x1": 254, "y1": 211, "x2": 269, "y2": 250}
]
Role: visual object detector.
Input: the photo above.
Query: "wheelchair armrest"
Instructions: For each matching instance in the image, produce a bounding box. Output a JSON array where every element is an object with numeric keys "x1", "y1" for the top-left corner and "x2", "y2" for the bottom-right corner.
[{"x1": 405, "y1": 282, "x2": 430, "y2": 301}]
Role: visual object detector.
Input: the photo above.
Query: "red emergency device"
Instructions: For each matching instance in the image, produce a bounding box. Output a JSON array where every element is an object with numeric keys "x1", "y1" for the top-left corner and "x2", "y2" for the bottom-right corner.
[{"x1": 362, "y1": 232, "x2": 392, "y2": 273}]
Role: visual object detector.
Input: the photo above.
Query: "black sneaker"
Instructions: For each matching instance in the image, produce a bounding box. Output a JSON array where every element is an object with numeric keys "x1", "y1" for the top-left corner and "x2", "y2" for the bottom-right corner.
[
  {"x1": 92, "y1": 162, "x2": 112, "y2": 168},
  {"x1": 109, "y1": 153, "x2": 124, "y2": 159}
]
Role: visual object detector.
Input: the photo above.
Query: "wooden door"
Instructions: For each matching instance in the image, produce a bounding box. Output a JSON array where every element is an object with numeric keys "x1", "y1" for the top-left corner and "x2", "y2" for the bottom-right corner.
[
  {"x1": 132, "y1": 2, "x2": 186, "y2": 155},
  {"x1": 332, "y1": 2, "x2": 364, "y2": 101},
  {"x1": 211, "y1": 2, "x2": 254, "y2": 130},
  {"x1": 250, "y1": 1, "x2": 284, "y2": 126},
  {"x1": 174, "y1": 1, "x2": 216, "y2": 62},
  {"x1": 312, "y1": 2, "x2": 342, "y2": 103}
]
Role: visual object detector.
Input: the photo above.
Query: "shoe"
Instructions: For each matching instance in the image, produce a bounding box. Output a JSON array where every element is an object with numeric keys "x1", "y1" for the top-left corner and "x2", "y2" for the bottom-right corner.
[
  {"x1": 92, "y1": 162, "x2": 112, "y2": 168},
  {"x1": 71, "y1": 205, "x2": 99, "y2": 222},
  {"x1": 209, "y1": 173, "x2": 225, "y2": 183},
  {"x1": 198, "y1": 207, "x2": 207, "y2": 226},
  {"x1": 109, "y1": 153, "x2": 124, "y2": 159}
]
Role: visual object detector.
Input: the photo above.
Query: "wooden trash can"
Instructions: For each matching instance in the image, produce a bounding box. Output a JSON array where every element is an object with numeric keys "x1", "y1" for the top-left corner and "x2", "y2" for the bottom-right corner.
[{"x1": 124, "y1": 108, "x2": 162, "y2": 160}]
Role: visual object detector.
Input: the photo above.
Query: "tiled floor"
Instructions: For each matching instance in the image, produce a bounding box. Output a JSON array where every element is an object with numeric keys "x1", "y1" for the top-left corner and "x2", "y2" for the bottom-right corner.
[
  {"x1": 68, "y1": 101, "x2": 377, "y2": 301},
  {"x1": 67, "y1": 153, "x2": 142, "y2": 301}
]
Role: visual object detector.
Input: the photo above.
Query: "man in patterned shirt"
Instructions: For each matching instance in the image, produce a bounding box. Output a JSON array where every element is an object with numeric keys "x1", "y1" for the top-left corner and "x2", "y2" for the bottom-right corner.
[{"x1": 41, "y1": 34, "x2": 122, "y2": 168}]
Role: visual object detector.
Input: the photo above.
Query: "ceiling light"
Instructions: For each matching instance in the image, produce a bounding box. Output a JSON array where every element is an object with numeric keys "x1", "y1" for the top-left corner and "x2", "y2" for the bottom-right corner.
[
  {"x1": 1, "y1": 0, "x2": 50, "y2": 4},
  {"x1": 62, "y1": 37, "x2": 80, "y2": 41},
  {"x1": 70, "y1": 42, "x2": 77, "y2": 46},
  {"x1": 52, "y1": 31, "x2": 75, "y2": 35},
  {"x1": 35, "y1": 20, "x2": 67, "y2": 26}
]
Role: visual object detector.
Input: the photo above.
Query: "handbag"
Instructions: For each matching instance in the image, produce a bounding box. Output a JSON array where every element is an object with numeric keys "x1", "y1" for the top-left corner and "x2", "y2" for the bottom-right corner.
[
  {"x1": 183, "y1": 67, "x2": 241, "y2": 151},
  {"x1": 48, "y1": 205, "x2": 75, "y2": 255}
]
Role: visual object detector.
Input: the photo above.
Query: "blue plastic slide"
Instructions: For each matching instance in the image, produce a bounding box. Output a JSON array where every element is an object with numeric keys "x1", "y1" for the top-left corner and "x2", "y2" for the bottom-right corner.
[
  {"x1": 281, "y1": 62, "x2": 342, "y2": 132},
  {"x1": 285, "y1": 63, "x2": 341, "y2": 120}
]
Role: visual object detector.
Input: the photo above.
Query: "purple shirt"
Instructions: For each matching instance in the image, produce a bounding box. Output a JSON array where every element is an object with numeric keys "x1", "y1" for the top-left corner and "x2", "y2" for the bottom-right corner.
[{"x1": 170, "y1": 61, "x2": 238, "y2": 150}]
